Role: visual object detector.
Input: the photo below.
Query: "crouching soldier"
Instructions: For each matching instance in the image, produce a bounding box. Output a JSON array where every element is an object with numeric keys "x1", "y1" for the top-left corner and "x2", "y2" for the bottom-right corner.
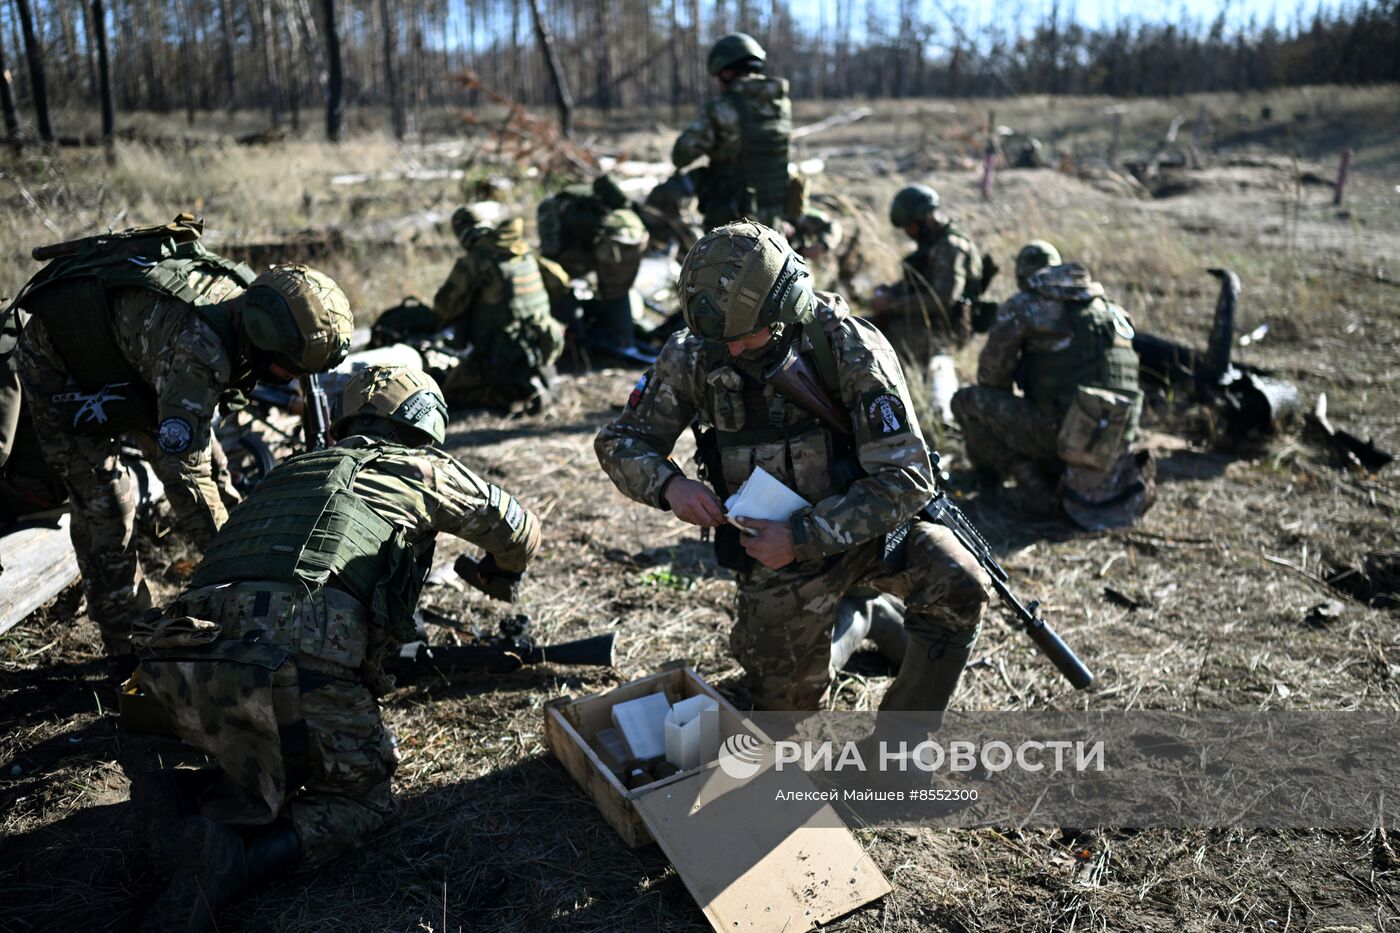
[
  {"x1": 951, "y1": 241, "x2": 1154, "y2": 527},
  {"x1": 537, "y1": 174, "x2": 650, "y2": 351},
  {"x1": 11, "y1": 214, "x2": 354, "y2": 663},
  {"x1": 595, "y1": 221, "x2": 988, "y2": 711},
  {"x1": 133, "y1": 364, "x2": 541, "y2": 931},
  {"x1": 433, "y1": 207, "x2": 565, "y2": 412}
]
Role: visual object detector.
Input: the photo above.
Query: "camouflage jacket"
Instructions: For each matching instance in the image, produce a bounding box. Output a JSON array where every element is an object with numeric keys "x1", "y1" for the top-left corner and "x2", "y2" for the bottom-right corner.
[
  {"x1": 595, "y1": 294, "x2": 935, "y2": 564},
  {"x1": 312, "y1": 434, "x2": 541, "y2": 575},
  {"x1": 882, "y1": 220, "x2": 983, "y2": 320},
  {"x1": 431, "y1": 219, "x2": 557, "y2": 347},
  {"x1": 978, "y1": 265, "x2": 1110, "y2": 391},
  {"x1": 111, "y1": 271, "x2": 246, "y2": 545}
]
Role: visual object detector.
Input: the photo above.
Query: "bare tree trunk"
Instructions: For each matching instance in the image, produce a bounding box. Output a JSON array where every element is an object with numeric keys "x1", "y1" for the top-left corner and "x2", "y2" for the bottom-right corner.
[
  {"x1": 0, "y1": 22, "x2": 20, "y2": 151},
  {"x1": 323, "y1": 0, "x2": 343, "y2": 140},
  {"x1": 217, "y1": 0, "x2": 235, "y2": 112},
  {"x1": 178, "y1": 1, "x2": 197, "y2": 125},
  {"x1": 528, "y1": 0, "x2": 572, "y2": 137},
  {"x1": 669, "y1": 0, "x2": 681, "y2": 120},
  {"x1": 378, "y1": 0, "x2": 404, "y2": 139},
  {"x1": 254, "y1": 0, "x2": 283, "y2": 125},
  {"x1": 78, "y1": 0, "x2": 99, "y2": 98},
  {"x1": 594, "y1": 0, "x2": 612, "y2": 110},
  {"x1": 92, "y1": 0, "x2": 114, "y2": 153},
  {"x1": 12, "y1": 0, "x2": 52, "y2": 142}
]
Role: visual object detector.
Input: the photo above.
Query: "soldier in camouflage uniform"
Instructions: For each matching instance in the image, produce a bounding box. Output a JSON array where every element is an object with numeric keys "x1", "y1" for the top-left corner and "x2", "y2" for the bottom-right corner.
[
  {"x1": 10, "y1": 215, "x2": 353, "y2": 660},
  {"x1": 433, "y1": 207, "x2": 565, "y2": 411},
  {"x1": 673, "y1": 33, "x2": 792, "y2": 232},
  {"x1": 133, "y1": 364, "x2": 541, "y2": 931},
  {"x1": 951, "y1": 241, "x2": 1153, "y2": 526},
  {"x1": 872, "y1": 185, "x2": 989, "y2": 423},
  {"x1": 537, "y1": 174, "x2": 650, "y2": 350},
  {"x1": 596, "y1": 221, "x2": 988, "y2": 711}
]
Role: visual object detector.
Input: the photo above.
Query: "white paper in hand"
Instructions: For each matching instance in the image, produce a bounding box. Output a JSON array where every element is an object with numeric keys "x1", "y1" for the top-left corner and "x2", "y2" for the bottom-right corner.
[{"x1": 724, "y1": 467, "x2": 811, "y2": 531}]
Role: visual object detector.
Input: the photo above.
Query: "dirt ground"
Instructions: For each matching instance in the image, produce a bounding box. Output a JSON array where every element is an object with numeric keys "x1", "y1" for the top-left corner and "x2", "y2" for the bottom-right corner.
[{"x1": 2, "y1": 87, "x2": 1399, "y2": 932}]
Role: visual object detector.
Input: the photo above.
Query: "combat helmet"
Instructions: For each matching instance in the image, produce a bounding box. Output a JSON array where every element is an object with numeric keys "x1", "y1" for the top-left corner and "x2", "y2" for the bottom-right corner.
[
  {"x1": 451, "y1": 206, "x2": 488, "y2": 248},
  {"x1": 1015, "y1": 240, "x2": 1061, "y2": 291},
  {"x1": 240, "y1": 264, "x2": 353, "y2": 374},
  {"x1": 707, "y1": 33, "x2": 766, "y2": 76},
  {"x1": 889, "y1": 184, "x2": 940, "y2": 228},
  {"x1": 333, "y1": 364, "x2": 448, "y2": 445},
  {"x1": 677, "y1": 220, "x2": 814, "y2": 345}
]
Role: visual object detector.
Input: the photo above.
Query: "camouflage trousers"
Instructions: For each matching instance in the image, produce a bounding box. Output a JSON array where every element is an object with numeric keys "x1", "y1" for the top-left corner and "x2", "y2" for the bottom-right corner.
[
  {"x1": 136, "y1": 583, "x2": 397, "y2": 868},
  {"x1": 950, "y1": 385, "x2": 1060, "y2": 478},
  {"x1": 732, "y1": 521, "x2": 989, "y2": 711},
  {"x1": 15, "y1": 324, "x2": 236, "y2": 653},
  {"x1": 442, "y1": 318, "x2": 564, "y2": 409}
]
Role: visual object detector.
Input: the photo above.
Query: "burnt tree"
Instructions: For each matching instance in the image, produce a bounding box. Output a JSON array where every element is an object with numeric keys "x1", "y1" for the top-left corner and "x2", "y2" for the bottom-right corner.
[{"x1": 12, "y1": 0, "x2": 52, "y2": 142}]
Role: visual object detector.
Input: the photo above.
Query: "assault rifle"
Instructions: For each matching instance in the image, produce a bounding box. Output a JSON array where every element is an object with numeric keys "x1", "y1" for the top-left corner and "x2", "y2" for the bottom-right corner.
[
  {"x1": 760, "y1": 344, "x2": 1095, "y2": 690},
  {"x1": 299, "y1": 374, "x2": 331, "y2": 451},
  {"x1": 387, "y1": 614, "x2": 616, "y2": 677}
]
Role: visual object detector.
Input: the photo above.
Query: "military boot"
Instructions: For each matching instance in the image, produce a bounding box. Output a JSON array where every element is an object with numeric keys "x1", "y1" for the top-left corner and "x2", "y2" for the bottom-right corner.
[
  {"x1": 878, "y1": 632, "x2": 975, "y2": 712},
  {"x1": 142, "y1": 817, "x2": 301, "y2": 933},
  {"x1": 128, "y1": 768, "x2": 215, "y2": 876}
]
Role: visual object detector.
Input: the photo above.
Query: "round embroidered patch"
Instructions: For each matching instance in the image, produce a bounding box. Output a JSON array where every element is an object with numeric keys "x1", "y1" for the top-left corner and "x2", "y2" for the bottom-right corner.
[
  {"x1": 866, "y1": 393, "x2": 907, "y2": 436},
  {"x1": 157, "y1": 417, "x2": 195, "y2": 454}
]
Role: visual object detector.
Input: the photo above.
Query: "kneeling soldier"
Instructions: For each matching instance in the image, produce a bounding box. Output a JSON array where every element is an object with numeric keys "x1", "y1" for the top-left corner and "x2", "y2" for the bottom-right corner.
[
  {"x1": 134, "y1": 365, "x2": 541, "y2": 931},
  {"x1": 595, "y1": 221, "x2": 988, "y2": 711}
]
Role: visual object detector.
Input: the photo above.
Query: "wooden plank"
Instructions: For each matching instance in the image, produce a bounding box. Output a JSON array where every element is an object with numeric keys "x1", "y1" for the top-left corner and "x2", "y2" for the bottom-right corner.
[
  {"x1": 632, "y1": 760, "x2": 891, "y2": 933},
  {"x1": 0, "y1": 515, "x2": 79, "y2": 634}
]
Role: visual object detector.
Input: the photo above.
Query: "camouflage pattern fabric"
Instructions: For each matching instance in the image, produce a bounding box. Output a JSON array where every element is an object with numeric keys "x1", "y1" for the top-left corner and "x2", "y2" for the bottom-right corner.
[
  {"x1": 0, "y1": 305, "x2": 24, "y2": 471},
  {"x1": 672, "y1": 74, "x2": 791, "y2": 230},
  {"x1": 786, "y1": 210, "x2": 844, "y2": 292},
  {"x1": 878, "y1": 220, "x2": 984, "y2": 361},
  {"x1": 596, "y1": 293, "x2": 987, "y2": 710},
  {"x1": 134, "y1": 434, "x2": 541, "y2": 865},
  {"x1": 950, "y1": 384, "x2": 1061, "y2": 476},
  {"x1": 15, "y1": 275, "x2": 245, "y2": 652},
  {"x1": 432, "y1": 220, "x2": 564, "y2": 407}
]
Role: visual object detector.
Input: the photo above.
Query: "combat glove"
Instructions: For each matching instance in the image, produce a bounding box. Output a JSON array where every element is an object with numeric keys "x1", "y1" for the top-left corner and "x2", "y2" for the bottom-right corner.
[{"x1": 455, "y1": 553, "x2": 523, "y2": 603}]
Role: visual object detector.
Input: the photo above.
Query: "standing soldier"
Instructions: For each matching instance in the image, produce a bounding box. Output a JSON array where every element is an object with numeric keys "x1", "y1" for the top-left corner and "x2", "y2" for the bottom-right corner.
[
  {"x1": 951, "y1": 241, "x2": 1153, "y2": 527},
  {"x1": 537, "y1": 174, "x2": 650, "y2": 351},
  {"x1": 133, "y1": 365, "x2": 542, "y2": 931},
  {"x1": 433, "y1": 207, "x2": 565, "y2": 412},
  {"x1": 872, "y1": 184, "x2": 991, "y2": 423},
  {"x1": 596, "y1": 221, "x2": 988, "y2": 712},
  {"x1": 11, "y1": 214, "x2": 353, "y2": 665},
  {"x1": 672, "y1": 33, "x2": 792, "y2": 232}
]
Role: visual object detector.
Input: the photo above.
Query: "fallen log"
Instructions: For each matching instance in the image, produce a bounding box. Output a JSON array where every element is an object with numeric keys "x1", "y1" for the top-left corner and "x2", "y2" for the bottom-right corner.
[{"x1": 0, "y1": 515, "x2": 78, "y2": 635}]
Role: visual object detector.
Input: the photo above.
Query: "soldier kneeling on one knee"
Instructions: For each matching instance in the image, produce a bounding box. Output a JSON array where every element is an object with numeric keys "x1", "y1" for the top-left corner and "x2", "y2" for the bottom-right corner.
[{"x1": 131, "y1": 364, "x2": 541, "y2": 932}]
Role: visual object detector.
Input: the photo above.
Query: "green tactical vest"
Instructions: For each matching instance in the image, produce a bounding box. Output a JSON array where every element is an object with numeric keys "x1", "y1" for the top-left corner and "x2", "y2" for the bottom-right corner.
[
  {"x1": 1021, "y1": 297, "x2": 1140, "y2": 425},
  {"x1": 471, "y1": 244, "x2": 552, "y2": 335},
  {"x1": 719, "y1": 76, "x2": 792, "y2": 221},
  {"x1": 13, "y1": 232, "x2": 255, "y2": 391},
  {"x1": 191, "y1": 445, "x2": 433, "y2": 642}
]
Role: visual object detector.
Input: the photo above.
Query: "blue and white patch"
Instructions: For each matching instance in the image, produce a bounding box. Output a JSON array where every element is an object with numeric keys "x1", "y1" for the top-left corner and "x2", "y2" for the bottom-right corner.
[{"x1": 157, "y1": 417, "x2": 195, "y2": 454}]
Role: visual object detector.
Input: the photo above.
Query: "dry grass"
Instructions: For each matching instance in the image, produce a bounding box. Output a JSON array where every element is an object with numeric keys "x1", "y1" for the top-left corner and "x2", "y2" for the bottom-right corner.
[{"x1": 2, "y1": 86, "x2": 1399, "y2": 932}]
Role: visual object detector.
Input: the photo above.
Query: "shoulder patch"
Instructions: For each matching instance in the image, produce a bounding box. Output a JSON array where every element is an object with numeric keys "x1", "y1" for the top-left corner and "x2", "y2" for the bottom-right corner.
[
  {"x1": 157, "y1": 416, "x2": 195, "y2": 454},
  {"x1": 863, "y1": 391, "x2": 909, "y2": 437},
  {"x1": 628, "y1": 371, "x2": 651, "y2": 409}
]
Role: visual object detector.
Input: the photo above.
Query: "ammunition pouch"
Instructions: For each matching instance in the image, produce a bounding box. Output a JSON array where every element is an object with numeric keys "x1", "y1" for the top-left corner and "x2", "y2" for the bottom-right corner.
[{"x1": 1057, "y1": 386, "x2": 1142, "y2": 472}]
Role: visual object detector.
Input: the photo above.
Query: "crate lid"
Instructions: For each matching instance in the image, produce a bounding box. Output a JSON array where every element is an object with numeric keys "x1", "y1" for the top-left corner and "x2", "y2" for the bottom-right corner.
[{"x1": 632, "y1": 755, "x2": 890, "y2": 933}]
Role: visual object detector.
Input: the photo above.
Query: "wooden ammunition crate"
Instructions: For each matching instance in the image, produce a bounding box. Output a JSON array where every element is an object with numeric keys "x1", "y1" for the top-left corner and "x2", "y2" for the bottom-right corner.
[{"x1": 544, "y1": 662, "x2": 890, "y2": 933}]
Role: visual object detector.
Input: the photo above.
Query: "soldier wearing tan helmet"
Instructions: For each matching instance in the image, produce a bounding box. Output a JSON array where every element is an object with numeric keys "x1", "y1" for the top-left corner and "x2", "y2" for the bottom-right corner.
[
  {"x1": 433, "y1": 206, "x2": 565, "y2": 412},
  {"x1": 596, "y1": 221, "x2": 988, "y2": 712},
  {"x1": 10, "y1": 214, "x2": 353, "y2": 664},
  {"x1": 951, "y1": 241, "x2": 1154, "y2": 527},
  {"x1": 132, "y1": 363, "x2": 541, "y2": 931}
]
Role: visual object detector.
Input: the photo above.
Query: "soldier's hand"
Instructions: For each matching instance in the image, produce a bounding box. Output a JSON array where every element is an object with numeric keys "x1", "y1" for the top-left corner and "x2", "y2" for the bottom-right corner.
[
  {"x1": 664, "y1": 478, "x2": 726, "y2": 528},
  {"x1": 738, "y1": 518, "x2": 797, "y2": 570},
  {"x1": 455, "y1": 554, "x2": 523, "y2": 603}
]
